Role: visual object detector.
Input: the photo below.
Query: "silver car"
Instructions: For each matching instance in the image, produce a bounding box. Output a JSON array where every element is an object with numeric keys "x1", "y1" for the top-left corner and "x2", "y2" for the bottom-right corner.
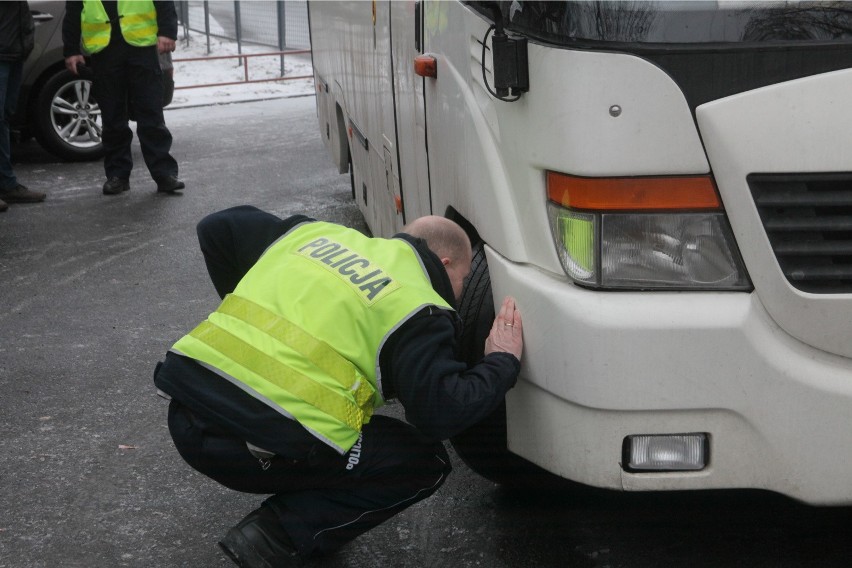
[{"x1": 13, "y1": 0, "x2": 174, "y2": 162}]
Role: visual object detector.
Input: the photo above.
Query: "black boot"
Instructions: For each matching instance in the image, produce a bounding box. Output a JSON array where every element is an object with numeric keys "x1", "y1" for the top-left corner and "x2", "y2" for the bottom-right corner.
[
  {"x1": 1, "y1": 184, "x2": 47, "y2": 202},
  {"x1": 103, "y1": 177, "x2": 129, "y2": 195},
  {"x1": 219, "y1": 506, "x2": 302, "y2": 568},
  {"x1": 155, "y1": 175, "x2": 185, "y2": 193}
]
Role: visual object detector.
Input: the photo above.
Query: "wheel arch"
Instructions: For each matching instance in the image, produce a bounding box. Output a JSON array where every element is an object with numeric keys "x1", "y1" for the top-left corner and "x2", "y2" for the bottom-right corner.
[
  {"x1": 334, "y1": 102, "x2": 350, "y2": 175},
  {"x1": 444, "y1": 206, "x2": 482, "y2": 247},
  {"x1": 443, "y1": 206, "x2": 566, "y2": 487}
]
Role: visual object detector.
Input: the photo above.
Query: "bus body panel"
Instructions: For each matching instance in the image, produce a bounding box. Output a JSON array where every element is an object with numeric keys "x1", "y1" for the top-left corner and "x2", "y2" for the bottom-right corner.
[
  {"x1": 698, "y1": 68, "x2": 852, "y2": 359},
  {"x1": 422, "y1": 2, "x2": 711, "y2": 272},
  {"x1": 389, "y1": 1, "x2": 431, "y2": 223},
  {"x1": 311, "y1": 1, "x2": 403, "y2": 236}
]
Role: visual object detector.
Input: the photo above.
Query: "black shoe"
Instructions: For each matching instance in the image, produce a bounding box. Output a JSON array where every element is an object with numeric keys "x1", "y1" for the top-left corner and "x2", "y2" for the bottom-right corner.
[
  {"x1": 219, "y1": 506, "x2": 302, "y2": 568},
  {"x1": 0, "y1": 197, "x2": 7, "y2": 212},
  {"x1": 0, "y1": 184, "x2": 46, "y2": 203},
  {"x1": 155, "y1": 175, "x2": 185, "y2": 193},
  {"x1": 103, "y1": 177, "x2": 129, "y2": 195}
]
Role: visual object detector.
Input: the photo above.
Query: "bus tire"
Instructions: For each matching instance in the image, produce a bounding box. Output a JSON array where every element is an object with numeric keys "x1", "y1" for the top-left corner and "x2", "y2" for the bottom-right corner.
[{"x1": 450, "y1": 242, "x2": 553, "y2": 487}]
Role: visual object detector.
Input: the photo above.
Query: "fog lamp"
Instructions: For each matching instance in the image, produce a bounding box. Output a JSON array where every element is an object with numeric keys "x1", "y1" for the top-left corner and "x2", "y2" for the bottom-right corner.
[{"x1": 624, "y1": 433, "x2": 707, "y2": 472}]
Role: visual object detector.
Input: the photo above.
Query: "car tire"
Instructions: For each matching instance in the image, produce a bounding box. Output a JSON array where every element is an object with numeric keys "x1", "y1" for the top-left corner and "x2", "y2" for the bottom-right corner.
[
  {"x1": 450, "y1": 241, "x2": 556, "y2": 487},
  {"x1": 33, "y1": 69, "x2": 105, "y2": 162}
]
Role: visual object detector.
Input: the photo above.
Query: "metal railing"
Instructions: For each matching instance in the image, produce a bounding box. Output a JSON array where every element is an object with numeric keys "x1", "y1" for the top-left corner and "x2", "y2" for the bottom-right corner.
[
  {"x1": 173, "y1": 50, "x2": 312, "y2": 90},
  {"x1": 176, "y1": 0, "x2": 310, "y2": 54}
]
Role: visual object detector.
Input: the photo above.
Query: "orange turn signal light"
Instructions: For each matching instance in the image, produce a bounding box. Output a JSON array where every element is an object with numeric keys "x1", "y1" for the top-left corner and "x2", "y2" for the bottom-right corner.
[
  {"x1": 547, "y1": 172, "x2": 721, "y2": 211},
  {"x1": 414, "y1": 55, "x2": 437, "y2": 78}
]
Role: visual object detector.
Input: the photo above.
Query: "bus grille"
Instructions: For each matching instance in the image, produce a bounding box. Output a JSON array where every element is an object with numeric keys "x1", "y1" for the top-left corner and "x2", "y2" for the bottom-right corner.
[{"x1": 749, "y1": 173, "x2": 852, "y2": 294}]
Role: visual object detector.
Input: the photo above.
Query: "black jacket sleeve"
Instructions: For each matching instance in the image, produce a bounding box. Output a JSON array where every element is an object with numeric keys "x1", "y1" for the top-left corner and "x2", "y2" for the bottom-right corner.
[
  {"x1": 62, "y1": 1, "x2": 83, "y2": 57},
  {"x1": 154, "y1": 0, "x2": 178, "y2": 40},
  {"x1": 0, "y1": 2, "x2": 34, "y2": 62},
  {"x1": 196, "y1": 205, "x2": 313, "y2": 298},
  {"x1": 387, "y1": 310, "x2": 520, "y2": 441}
]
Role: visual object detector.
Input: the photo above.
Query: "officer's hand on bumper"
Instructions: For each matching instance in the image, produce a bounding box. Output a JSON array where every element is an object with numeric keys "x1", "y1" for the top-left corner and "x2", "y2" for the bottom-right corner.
[
  {"x1": 65, "y1": 55, "x2": 86, "y2": 75},
  {"x1": 484, "y1": 296, "x2": 523, "y2": 361}
]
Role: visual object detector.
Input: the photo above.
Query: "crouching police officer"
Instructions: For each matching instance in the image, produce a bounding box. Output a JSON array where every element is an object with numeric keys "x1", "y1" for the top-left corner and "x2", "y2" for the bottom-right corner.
[{"x1": 154, "y1": 205, "x2": 523, "y2": 567}]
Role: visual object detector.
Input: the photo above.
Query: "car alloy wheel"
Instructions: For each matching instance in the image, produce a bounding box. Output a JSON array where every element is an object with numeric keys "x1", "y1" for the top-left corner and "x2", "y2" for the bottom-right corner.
[
  {"x1": 50, "y1": 78, "x2": 102, "y2": 148},
  {"x1": 33, "y1": 68, "x2": 105, "y2": 161}
]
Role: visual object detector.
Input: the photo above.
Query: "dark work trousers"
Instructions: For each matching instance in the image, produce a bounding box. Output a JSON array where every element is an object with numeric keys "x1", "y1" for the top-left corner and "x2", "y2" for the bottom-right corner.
[
  {"x1": 168, "y1": 400, "x2": 452, "y2": 557},
  {"x1": 90, "y1": 41, "x2": 177, "y2": 181}
]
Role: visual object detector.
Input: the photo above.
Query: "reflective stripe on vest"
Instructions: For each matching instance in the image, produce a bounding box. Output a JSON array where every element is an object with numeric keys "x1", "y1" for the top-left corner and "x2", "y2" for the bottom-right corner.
[
  {"x1": 187, "y1": 318, "x2": 368, "y2": 433},
  {"x1": 172, "y1": 221, "x2": 454, "y2": 453},
  {"x1": 81, "y1": 0, "x2": 157, "y2": 54},
  {"x1": 216, "y1": 294, "x2": 375, "y2": 414}
]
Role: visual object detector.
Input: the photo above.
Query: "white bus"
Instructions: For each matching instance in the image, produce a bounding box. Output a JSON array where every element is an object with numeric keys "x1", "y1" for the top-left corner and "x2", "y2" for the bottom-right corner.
[{"x1": 309, "y1": 0, "x2": 852, "y2": 505}]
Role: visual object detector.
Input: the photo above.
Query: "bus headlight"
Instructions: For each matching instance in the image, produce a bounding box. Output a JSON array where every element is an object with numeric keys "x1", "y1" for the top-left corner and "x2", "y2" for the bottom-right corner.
[{"x1": 546, "y1": 172, "x2": 751, "y2": 290}]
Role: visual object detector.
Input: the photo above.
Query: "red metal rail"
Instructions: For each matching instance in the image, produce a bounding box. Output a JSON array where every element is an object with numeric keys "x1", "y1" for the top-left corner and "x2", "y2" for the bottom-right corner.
[{"x1": 173, "y1": 50, "x2": 312, "y2": 90}]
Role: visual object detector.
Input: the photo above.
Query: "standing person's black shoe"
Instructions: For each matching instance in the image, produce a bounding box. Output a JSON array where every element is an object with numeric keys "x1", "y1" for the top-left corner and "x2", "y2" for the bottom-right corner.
[
  {"x1": 155, "y1": 175, "x2": 185, "y2": 193},
  {"x1": 0, "y1": 198, "x2": 7, "y2": 212},
  {"x1": 0, "y1": 184, "x2": 46, "y2": 203},
  {"x1": 103, "y1": 177, "x2": 130, "y2": 195},
  {"x1": 219, "y1": 506, "x2": 302, "y2": 568}
]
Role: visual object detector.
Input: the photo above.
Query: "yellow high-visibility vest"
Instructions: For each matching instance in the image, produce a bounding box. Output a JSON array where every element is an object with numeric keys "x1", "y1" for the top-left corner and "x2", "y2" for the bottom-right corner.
[
  {"x1": 172, "y1": 222, "x2": 454, "y2": 453},
  {"x1": 81, "y1": 0, "x2": 158, "y2": 55}
]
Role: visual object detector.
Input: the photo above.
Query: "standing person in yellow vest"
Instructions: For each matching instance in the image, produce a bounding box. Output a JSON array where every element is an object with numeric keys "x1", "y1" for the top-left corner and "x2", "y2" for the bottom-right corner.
[
  {"x1": 62, "y1": 1, "x2": 184, "y2": 196},
  {"x1": 154, "y1": 205, "x2": 524, "y2": 567}
]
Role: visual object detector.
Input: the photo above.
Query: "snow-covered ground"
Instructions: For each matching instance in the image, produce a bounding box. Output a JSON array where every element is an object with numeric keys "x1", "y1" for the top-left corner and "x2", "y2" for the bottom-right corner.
[{"x1": 168, "y1": 30, "x2": 314, "y2": 109}]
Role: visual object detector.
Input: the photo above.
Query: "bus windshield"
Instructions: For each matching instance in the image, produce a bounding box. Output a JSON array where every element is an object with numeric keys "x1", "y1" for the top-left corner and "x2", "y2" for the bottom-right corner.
[{"x1": 471, "y1": 1, "x2": 852, "y2": 46}]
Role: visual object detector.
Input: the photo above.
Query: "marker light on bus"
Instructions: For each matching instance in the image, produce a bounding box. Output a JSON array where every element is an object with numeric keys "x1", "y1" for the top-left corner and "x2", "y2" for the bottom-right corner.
[{"x1": 546, "y1": 172, "x2": 751, "y2": 290}]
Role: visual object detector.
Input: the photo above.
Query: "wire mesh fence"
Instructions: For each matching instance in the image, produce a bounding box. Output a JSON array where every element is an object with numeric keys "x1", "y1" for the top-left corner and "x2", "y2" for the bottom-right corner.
[{"x1": 176, "y1": 1, "x2": 310, "y2": 53}]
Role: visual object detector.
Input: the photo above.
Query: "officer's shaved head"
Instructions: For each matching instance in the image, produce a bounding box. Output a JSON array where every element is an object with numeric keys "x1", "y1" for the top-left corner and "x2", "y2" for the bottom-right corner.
[
  {"x1": 404, "y1": 216, "x2": 472, "y2": 301},
  {"x1": 404, "y1": 216, "x2": 471, "y2": 262}
]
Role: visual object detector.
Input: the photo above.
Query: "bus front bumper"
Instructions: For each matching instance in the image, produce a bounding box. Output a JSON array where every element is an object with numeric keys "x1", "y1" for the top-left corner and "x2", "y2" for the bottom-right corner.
[{"x1": 486, "y1": 247, "x2": 852, "y2": 505}]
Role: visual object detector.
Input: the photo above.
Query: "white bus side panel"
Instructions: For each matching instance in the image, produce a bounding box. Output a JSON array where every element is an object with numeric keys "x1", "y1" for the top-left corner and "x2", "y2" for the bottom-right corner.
[
  {"x1": 389, "y1": 1, "x2": 431, "y2": 223},
  {"x1": 310, "y1": 1, "x2": 403, "y2": 237}
]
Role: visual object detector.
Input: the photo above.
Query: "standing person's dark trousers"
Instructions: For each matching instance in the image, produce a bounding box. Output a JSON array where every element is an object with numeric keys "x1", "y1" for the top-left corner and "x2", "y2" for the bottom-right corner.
[
  {"x1": 0, "y1": 61, "x2": 23, "y2": 192},
  {"x1": 0, "y1": 1, "x2": 47, "y2": 210},
  {"x1": 91, "y1": 40, "x2": 177, "y2": 187}
]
